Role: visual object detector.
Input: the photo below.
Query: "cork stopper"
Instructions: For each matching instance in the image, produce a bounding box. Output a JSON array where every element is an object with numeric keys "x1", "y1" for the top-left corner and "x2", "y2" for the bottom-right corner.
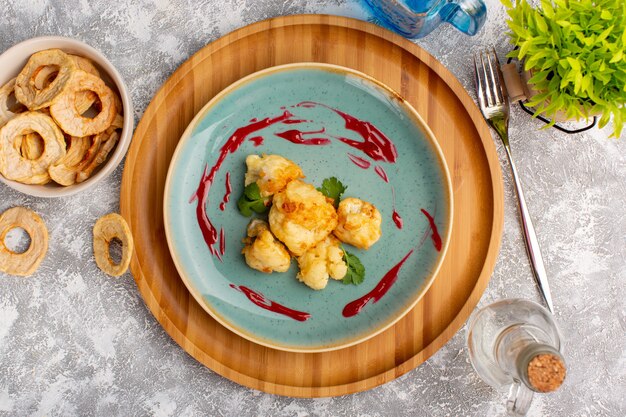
[{"x1": 526, "y1": 353, "x2": 566, "y2": 393}]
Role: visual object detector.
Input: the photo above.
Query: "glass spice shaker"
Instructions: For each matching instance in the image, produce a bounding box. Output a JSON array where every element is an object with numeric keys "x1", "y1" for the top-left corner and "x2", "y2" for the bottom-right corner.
[{"x1": 466, "y1": 299, "x2": 566, "y2": 416}]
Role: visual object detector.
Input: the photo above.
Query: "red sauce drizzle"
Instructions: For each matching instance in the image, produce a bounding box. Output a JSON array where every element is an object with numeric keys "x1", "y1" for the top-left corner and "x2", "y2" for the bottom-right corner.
[
  {"x1": 274, "y1": 128, "x2": 331, "y2": 145},
  {"x1": 249, "y1": 136, "x2": 264, "y2": 147},
  {"x1": 282, "y1": 119, "x2": 310, "y2": 124},
  {"x1": 191, "y1": 103, "x2": 402, "y2": 262},
  {"x1": 347, "y1": 153, "x2": 371, "y2": 169},
  {"x1": 421, "y1": 208, "x2": 442, "y2": 251},
  {"x1": 219, "y1": 227, "x2": 225, "y2": 256},
  {"x1": 230, "y1": 284, "x2": 311, "y2": 321},
  {"x1": 219, "y1": 172, "x2": 232, "y2": 211},
  {"x1": 190, "y1": 111, "x2": 292, "y2": 259},
  {"x1": 342, "y1": 249, "x2": 414, "y2": 317},
  {"x1": 392, "y1": 210, "x2": 403, "y2": 229},
  {"x1": 374, "y1": 165, "x2": 389, "y2": 183},
  {"x1": 391, "y1": 186, "x2": 403, "y2": 230},
  {"x1": 296, "y1": 101, "x2": 398, "y2": 163}
]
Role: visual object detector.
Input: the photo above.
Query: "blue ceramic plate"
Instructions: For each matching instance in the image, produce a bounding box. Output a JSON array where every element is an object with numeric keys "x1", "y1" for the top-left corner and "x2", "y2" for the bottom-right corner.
[{"x1": 164, "y1": 63, "x2": 452, "y2": 352}]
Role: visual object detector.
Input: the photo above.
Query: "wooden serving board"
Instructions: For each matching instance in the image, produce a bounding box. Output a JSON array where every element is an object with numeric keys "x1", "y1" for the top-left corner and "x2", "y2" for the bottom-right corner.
[{"x1": 120, "y1": 15, "x2": 503, "y2": 397}]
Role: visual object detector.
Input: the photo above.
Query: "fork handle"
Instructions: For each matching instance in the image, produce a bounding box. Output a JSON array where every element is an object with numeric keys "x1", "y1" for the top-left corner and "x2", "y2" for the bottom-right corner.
[{"x1": 502, "y1": 144, "x2": 555, "y2": 314}]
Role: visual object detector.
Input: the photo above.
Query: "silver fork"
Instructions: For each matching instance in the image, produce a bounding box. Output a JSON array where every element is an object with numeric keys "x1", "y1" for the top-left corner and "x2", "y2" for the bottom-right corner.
[{"x1": 474, "y1": 48, "x2": 555, "y2": 314}]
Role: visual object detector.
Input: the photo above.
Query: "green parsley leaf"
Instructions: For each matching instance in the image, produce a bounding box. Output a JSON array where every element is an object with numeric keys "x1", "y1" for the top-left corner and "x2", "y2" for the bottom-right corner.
[
  {"x1": 237, "y1": 198, "x2": 253, "y2": 217},
  {"x1": 244, "y1": 182, "x2": 262, "y2": 200},
  {"x1": 342, "y1": 248, "x2": 365, "y2": 285},
  {"x1": 237, "y1": 182, "x2": 269, "y2": 217},
  {"x1": 249, "y1": 199, "x2": 268, "y2": 214},
  {"x1": 317, "y1": 177, "x2": 347, "y2": 207}
]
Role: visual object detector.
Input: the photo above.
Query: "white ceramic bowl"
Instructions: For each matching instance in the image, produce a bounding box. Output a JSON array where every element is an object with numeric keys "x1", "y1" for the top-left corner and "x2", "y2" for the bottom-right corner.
[{"x1": 0, "y1": 36, "x2": 133, "y2": 197}]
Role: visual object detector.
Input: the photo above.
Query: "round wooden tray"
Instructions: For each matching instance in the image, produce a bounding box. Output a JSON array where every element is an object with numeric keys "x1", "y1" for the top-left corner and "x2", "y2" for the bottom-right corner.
[{"x1": 120, "y1": 15, "x2": 503, "y2": 397}]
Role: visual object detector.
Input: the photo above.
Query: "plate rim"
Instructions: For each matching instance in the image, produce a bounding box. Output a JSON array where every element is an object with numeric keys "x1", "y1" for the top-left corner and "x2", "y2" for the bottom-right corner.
[{"x1": 162, "y1": 62, "x2": 454, "y2": 353}]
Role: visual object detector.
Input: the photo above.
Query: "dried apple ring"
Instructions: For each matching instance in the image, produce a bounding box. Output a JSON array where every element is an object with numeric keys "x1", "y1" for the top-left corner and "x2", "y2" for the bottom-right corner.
[
  {"x1": 20, "y1": 132, "x2": 44, "y2": 160},
  {"x1": 33, "y1": 56, "x2": 98, "y2": 90},
  {"x1": 50, "y1": 70, "x2": 116, "y2": 137},
  {"x1": 62, "y1": 136, "x2": 92, "y2": 166},
  {"x1": 112, "y1": 91, "x2": 123, "y2": 115},
  {"x1": 75, "y1": 91, "x2": 98, "y2": 115},
  {"x1": 33, "y1": 64, "x2": 97, "y2": 115},
  {"x1": 0, "y1": 78, "x2": 25, "y2": 127},
  {"x1": 93, "y1": 213, "x2": 133, "y2": 277},
  {"x1": 48, "y1": 136, "x2": 91, "y2": 185},
  {"x1": 32, "y1": 65, "x2": 59, "y2": 90},
  {"x1": 111, "y1": 114, "x2": 124, "y2": 129},
  {"x1": 70, "y1": 55, "x2": 100, "y2": 77},
  {"x1": 15, "y1": 49, "x2": 76, "y2": 110},
  {"x1": 0, "y1": 112, "x2": 66, "y2": 184},
  {"x1": 0, "y1": 207, "x2": 48, "y2": 276},
  {"x1": 110, "y1": 92, "x2": 124, "y2": 129},
  {"x1": 62, "y1": 57, "x2": 100, "y2": 115},
  {"x1": 76, "y1": 130, "x2": 119, "y2": 183}
]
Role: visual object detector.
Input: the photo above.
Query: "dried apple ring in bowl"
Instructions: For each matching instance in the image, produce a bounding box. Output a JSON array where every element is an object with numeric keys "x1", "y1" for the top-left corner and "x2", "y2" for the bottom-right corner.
[
  {"x1": 32, "y1": 65, "x2": 59, "y2": 90},
  {"x1": 93, "y1": 213, "x2": 133, "y2": 277},
  {"x1": 32, "y1": 55, "x2": 99, "y2": 90},
  {"x1": 20, "y1": 132, "x2": 44, "y2": 160},
  {"x1": 0, "y1": 206, "x2": 48, "y2": 276},
  {"x1": 14, "y1": 49, "x2": 76, "y2": 110},
  {"x1": 76, "y1": 129, "x2": 119, "y2": 183},
  {"x1": 0, "y1": 112, "x2": 66, "y2": 184},
  {"x1": 48, "y1": 136, "x2": 92, "y2": 186},
  {"x1": 70, "y1": 55, "x2": 100, "y2": 77},
  {"x1": 0, "y1": 78, "x2": 25, "y2": 127},
  {"x1": 34, "y1": 56, "x2": 100, "y2": 115},
  {"x1": 50, "y1": 70, "x2": 116, "y2": 137}
]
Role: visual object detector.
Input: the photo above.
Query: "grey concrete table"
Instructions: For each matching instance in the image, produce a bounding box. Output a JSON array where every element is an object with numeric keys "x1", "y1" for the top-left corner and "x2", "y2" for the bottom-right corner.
[{"x1": 0, "y1": 1, "x2": 624, "y2": 416}]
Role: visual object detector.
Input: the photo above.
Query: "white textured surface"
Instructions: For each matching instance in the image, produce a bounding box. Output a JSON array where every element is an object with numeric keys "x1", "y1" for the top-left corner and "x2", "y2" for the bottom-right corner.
[{"x1": 0, "y1": 1, "x2": 625, "y2": 416}]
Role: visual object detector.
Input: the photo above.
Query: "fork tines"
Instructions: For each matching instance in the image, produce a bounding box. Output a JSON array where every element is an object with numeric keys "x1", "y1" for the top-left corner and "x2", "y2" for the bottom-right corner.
[{"x1": 474, "y1": 48, "x2": 509, "y2": 111}]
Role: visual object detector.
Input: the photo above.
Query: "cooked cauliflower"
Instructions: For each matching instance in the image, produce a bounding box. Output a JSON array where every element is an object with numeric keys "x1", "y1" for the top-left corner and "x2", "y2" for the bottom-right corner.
[
  {"x1": 241, "y1": 219, "x2": 291, "y2": 273},
  {"x1": 269, "y1": 180, "x2": 338, "y2": 256},
  {"x1": 296, "y1": 235, "x2": 347, "y2": 290},
  {"x1": 245, "y1": 154, "x2": 304, "y2": 197},
  {"x1": 333, "y1": 197, "x2": 382, "y2": 249}
]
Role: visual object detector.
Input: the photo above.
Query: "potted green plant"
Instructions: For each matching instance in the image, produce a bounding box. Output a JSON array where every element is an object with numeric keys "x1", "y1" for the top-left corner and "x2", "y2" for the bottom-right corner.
[{"x1": 502, "y1": 0, "x2": 626, "y2": 137}]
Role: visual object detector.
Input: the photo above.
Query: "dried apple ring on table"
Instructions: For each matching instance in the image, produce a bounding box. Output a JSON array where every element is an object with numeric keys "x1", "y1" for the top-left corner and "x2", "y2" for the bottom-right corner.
[
  {"x1": 93, "y1": 213, "x2": 133, "y2": 277},
  {"x1": 0, "y1": 207, "x2": 48, "y2": 276},
  {"x1": 15, "y1": 49, "x2": 76, "y2": 110},
  {"x1": 0, "y1": 78, "x2": 25, "y2": 127},
  {"x1": 50, "y1": 70, "x2": 116, "y2": 137},
  {"x1": 0, "y1": 112, "x2": 66, "y2": 184}
]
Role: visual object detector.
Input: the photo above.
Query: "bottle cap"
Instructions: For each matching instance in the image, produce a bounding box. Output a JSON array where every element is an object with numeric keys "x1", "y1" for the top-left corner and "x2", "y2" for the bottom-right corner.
[{"x1": 518, "y1": 344, "x2": 566, "y2": 393}]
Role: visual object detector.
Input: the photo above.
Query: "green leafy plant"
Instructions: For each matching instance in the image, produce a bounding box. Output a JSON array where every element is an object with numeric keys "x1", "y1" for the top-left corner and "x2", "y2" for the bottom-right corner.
[
  {"x1": 341, "y1": 247, "x2": 365, "y2": 285},
  {"x1": 502, "y1": 0, "x2": 626, "y2": 137},
  {"x1": 237, "y1": 182, "x2": 269, "y2": 217},
  {"x1": 317, "y1": 177, "x2": 347, "y2": 207}
]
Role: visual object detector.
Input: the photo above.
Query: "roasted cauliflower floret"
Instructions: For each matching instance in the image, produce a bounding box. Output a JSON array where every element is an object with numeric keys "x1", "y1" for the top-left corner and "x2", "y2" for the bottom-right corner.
[
  {"x1": 245, "y1": 154, "x2": 304, "y2": 197},
  {"x1": 333, "y1": 197, "x2": 382, "y2": 249},
  {"x1": 269, "y1": 180, "x2": 338, "y2": 256},
  {"x1": 296, "y1": 235, "x2": 347, "y2": 290},
  {"x1": 241, "y1": 219, "x2": 291, "y2": 273}
]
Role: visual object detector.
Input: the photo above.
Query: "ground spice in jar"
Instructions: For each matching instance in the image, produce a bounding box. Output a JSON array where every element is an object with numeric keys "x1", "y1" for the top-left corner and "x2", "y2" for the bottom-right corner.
[{"x1": 527, "y1": 353, "x2": 566, "y2": 392}]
